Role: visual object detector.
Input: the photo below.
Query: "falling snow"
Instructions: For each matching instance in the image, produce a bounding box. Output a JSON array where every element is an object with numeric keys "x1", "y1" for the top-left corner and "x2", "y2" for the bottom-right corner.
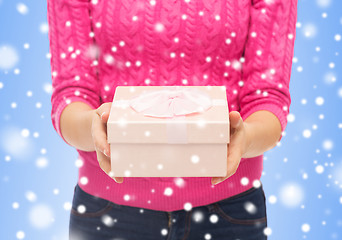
[
  {"x1": 0, "y1": 1, "x2": 341, "y2": 240},
  {"x1": 35, "y1": 157, "x2": 48, "y2": 169},
  {"x1": 29, "y1": 204, "x2": 54, "y2": 229},
  {"x1": 302, "y1": 223, "x2": 311, "y2": 233},
  {"x1": 16, "y1": 3, "x2": 28, "y2": 15},
  {"x1": 279, "y1": 183, "x2": 304, "y2": 208},
  {"x1": 25, "y1": 191, "x2": 37, "y2": 202},
  {"x1": 16, "y1": 231, "x2": 25, "y2": 239},
  {"x1": 0, "y1": 45, "x2": 19, "y2": 70}
]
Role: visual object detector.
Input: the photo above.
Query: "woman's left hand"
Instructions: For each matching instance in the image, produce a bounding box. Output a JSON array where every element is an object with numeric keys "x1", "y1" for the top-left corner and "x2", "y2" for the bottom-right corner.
[{"x1": 211, "y1": 111, "x2": 248, "y2": 185}]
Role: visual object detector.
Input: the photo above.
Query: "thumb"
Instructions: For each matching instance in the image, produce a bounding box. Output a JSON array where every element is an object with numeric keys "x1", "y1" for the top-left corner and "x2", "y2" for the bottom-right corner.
[
  {"x1": 100, "y1": 111, "x2": 110, "y2": 123},
  {"x1": 229, "y1": 111, "x2": 242, "y2": 129},
  {"x1": 96, "y1": 103, "x2": 112, "y2": 123}
]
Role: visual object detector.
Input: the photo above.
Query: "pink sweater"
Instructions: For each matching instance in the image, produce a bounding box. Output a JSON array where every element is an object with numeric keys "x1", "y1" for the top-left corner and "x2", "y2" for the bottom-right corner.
[{"x1": 47, "y1": 0, "x2": 297, "y2": 212}]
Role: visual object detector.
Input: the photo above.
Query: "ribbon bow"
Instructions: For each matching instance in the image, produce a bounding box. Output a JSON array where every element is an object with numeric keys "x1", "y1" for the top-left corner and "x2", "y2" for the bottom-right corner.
[{"x1": 129, "y1": 88, "x2": 213, "y2": 118}]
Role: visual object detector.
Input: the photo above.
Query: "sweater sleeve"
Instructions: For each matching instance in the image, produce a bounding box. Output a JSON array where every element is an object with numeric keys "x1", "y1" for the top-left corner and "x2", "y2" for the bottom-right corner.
[
  {"x1": 47, "y1": 0, "x2": 101, "y2": 147},
  {"x1": 238, "y1": 0, "x2": 298, "y2": 142}
]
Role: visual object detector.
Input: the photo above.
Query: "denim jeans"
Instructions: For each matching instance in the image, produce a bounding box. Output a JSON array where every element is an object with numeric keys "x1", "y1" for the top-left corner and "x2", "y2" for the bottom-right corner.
[{"x1": 69, "y1": 183, "x2": 267, "y2": 240}]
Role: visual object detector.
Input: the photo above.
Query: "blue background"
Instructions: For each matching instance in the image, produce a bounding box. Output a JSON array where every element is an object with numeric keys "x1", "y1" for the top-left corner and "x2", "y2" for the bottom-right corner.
[{"x1": 0, "y1": 0, "x2": 341, "y2": 239}]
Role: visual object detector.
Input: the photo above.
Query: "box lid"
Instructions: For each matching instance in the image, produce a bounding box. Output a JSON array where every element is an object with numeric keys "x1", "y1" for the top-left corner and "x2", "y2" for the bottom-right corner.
[{"x1": 107, "y1": 86, "x2": 230, "y2": 144}]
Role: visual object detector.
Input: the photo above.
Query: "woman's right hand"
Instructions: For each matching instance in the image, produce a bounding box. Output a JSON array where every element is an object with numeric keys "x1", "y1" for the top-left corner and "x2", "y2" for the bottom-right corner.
[{"x1": 91, "y1": 102, "x2": 124, "y2": 184}]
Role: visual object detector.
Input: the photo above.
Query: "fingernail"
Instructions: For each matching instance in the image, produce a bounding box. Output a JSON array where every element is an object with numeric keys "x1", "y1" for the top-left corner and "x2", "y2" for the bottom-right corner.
[
  {"x1": 103, "y1": 149, "x2": 108, "y2": 157},
  {"x1": 236, "y1": 119, "x2": 241, "y2": 128},
  {"x1": 100, "y1": 112, "x2": 106, "y2": 120},
  {"x1": 212, "y1": 178, "x2": 222, "y2": 185}
]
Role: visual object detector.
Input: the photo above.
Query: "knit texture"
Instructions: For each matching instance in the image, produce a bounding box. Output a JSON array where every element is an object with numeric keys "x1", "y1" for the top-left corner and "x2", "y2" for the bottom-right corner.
[{"x1": 47, "y1": 0, "x2": 297, "y2": 211}]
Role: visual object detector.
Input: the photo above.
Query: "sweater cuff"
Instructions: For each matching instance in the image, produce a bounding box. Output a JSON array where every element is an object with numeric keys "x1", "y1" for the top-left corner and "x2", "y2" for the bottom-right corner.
[
  {"x1": 52, "y1": 97, "x2": 98, "y2": 147},
  {"x1": 239, "y1": 103, "x2": 288, "y2": 142}
]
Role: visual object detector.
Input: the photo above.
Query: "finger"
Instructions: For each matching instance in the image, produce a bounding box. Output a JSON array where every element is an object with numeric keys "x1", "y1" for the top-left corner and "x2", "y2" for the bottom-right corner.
[
  {"x1": 113, "y1": 177, "x2": 124, "y2": 183},
  {"x1": 230, "y1": 111, "x2": 243, "y2": 128},
  {"x1": 107, "y1": 171, "x2": 124, "y2": 184},
  {"x1": 96, "y1": 103, "x2": 112, "y2": 123},
  {"x1": 96, "y1": 152, "x2": 124, "y2": 184},
  {"x1": 101, "y1": 112, "x2": 110, "y2": 123},
  {"x1": 226, "y1": 148, "x2": 241, "y2": 178},
  {"x1": 211, "y1": 145, "x2": 241, "y2": 185},
  {"x1": 95, "y1": 103, "x2": 123, "y2": 183},
  {"x1": 92, "y1": 113, "x2": 110, "y2": 157},
  {"x1": 95, "y1": 144, "x2": 124, "y2": 184},
  {"x1": 96, "y1": 150, "x2": 111, "y2": 174}
]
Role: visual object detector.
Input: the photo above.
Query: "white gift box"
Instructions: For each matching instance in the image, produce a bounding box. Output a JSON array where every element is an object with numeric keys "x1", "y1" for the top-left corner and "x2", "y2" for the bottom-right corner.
[{"x1": 107, "y1": 85, "x2": 229, "y2": 177}]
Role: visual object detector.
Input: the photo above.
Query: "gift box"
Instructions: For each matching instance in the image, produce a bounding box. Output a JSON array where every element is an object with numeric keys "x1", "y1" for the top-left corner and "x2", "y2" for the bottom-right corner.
[{"x1": 107, "y1": 85, "x2": 229, "y2": 177}]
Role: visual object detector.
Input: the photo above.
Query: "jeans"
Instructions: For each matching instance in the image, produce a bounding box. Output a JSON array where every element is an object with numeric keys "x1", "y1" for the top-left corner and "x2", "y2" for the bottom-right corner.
[{"x1": 69, "y1": 183, "x2": 267, "y2": 240}]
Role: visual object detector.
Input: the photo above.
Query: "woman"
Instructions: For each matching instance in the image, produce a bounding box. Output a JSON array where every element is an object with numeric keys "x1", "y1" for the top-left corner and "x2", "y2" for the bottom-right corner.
[{"x1": 47, "y1": 0, "x2": 297, "y2": 239}]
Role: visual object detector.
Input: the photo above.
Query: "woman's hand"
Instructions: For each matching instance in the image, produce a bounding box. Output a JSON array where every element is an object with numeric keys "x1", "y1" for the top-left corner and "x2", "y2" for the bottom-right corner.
[
  {"x1": 91, "y1": 102, "x2": 124, "y2": 184},
  {"x1": 211, "y1": 111, "x2": 247, "y2": 185}
]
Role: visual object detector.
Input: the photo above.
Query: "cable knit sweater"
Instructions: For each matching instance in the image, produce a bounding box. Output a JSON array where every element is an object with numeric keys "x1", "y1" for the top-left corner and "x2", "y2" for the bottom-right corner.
[{"x1": 47, "y1": 0, "x2": 297, "y2": 212}]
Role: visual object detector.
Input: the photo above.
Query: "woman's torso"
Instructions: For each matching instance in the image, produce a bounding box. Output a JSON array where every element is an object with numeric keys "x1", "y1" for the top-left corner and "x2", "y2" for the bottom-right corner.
[
  {"x1": 73, "y1": 0, "x2": 264, "y2": 212},
  {"x1": 87, "y1": 0, "x2": 251, "y2": 111}
]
